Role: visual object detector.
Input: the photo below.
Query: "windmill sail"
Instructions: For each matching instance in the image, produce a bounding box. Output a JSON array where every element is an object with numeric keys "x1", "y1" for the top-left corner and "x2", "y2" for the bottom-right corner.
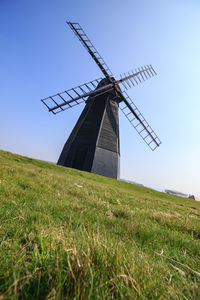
[
  {"x1": 119, "y1": 65, "x2": 156, "y2": 91},
  {"x1": 119, "y1": 91, "x2": 161, "y2": 151},
  {"x1": 41, "y1": 78, "x2": 103, "y2": 114},
  {"x1": 67, "y1": 22, "x2": 114, "y2": 79}
]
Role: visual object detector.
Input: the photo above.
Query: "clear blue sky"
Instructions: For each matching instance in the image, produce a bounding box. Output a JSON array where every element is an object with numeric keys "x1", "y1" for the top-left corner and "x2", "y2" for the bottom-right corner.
[{"x1": 1, "y1": 0, "x2": 200, "y2": 196}]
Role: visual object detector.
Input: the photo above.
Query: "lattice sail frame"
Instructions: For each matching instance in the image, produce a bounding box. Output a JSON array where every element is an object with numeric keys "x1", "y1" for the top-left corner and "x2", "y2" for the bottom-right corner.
[
  {"x1": 119, "y1": 91, "x2": 161, "y2": 150},
  {"x1": 41, "y1": 78, "x2": 102, "y2": 114},
  {"x1": 67, "y1": 22, "x2": 114, "y2": 79},
  {"x1": 119, "y1": 65, "x2": 157, "y2": 91}
]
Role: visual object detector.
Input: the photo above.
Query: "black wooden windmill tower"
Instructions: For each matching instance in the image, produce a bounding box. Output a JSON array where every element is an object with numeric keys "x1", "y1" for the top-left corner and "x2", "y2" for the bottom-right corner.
[{"x1": 41, "y1": 21, "x2": 161, "y2": 179}]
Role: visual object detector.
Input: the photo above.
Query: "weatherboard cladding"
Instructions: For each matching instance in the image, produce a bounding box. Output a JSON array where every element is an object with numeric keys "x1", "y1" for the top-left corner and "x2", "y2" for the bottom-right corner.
[
  {"x1": 57, "y1": 83, "x2": 120, "y2": 178},
  {"x1": 97, "y1": 98, "x2": 119, "y2": 153}
]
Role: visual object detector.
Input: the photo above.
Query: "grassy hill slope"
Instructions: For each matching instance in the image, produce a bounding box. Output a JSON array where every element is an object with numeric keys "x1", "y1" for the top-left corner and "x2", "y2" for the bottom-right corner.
[{"x1": 0, "y1": 150, "x2": 200, "y2": 299}]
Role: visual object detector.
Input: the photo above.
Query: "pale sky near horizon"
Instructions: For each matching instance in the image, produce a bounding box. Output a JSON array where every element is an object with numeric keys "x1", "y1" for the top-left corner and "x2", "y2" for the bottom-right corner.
[{"x1": 1, "y1": 0, "x2": 200, "y2": 197}]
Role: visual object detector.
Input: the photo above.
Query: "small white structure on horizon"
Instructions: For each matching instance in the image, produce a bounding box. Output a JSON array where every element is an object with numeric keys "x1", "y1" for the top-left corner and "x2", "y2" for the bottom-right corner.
[{"x1": 165, "y1": 189, "x2": 188, "y2": 198}]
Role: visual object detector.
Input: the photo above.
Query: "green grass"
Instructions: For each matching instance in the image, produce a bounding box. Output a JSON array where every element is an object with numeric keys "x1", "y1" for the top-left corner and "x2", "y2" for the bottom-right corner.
[{"x1": 0, "y1": 150, "x2": 200, "y2": 299}]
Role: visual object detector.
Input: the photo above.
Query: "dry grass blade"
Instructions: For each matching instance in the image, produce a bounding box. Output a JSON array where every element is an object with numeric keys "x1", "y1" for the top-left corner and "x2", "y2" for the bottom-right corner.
[
  {"x1": 88, "y1": 264, "x2": 93, "y2": 299},
  {"x1": 170, "y1": 264, "x2": 185, "y2": 276},
  {"x1": 155, "y1": 252, "x2": 200, "y2": 277}
]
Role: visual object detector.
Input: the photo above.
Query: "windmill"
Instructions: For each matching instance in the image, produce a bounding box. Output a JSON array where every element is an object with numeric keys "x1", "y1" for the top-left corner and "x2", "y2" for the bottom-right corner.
[{"x1": 41, "y1": 21, "x2": 161, "y2": 179}]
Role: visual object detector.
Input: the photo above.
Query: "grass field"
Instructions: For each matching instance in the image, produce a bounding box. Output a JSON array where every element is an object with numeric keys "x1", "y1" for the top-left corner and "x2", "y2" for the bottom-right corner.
[{"x1": 0, "y1": 149, "x2": 200, "y2": 299}]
